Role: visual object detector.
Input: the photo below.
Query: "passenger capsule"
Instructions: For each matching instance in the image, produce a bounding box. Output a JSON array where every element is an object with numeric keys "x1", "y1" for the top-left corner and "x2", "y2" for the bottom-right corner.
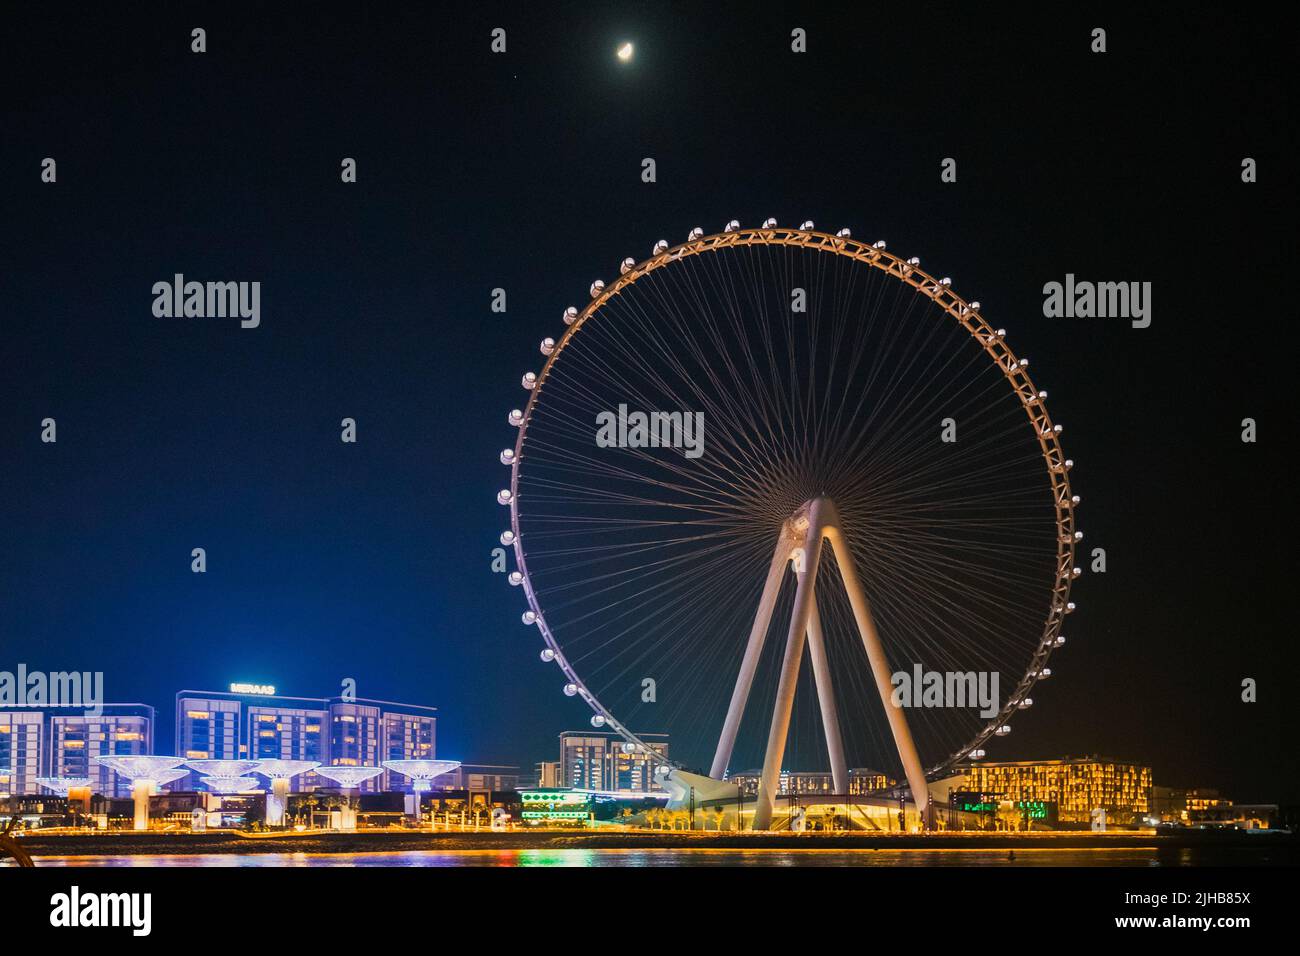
[
  {"x1": 762, "y1": 218, "x2": 778, "y2": 228},
  {"x1": 688, "y1": 226, "x2": 703, "y2": 240},
  {"x1": 873, "y1": 240, "x2": 887, "y2": 249},
  {"x1": 507, "y1": 571, "x2": 523, "y2": 586},
  {"x1": 496, "y1": 489, "x2": 513, "y2": 506},
  {"x1": 653, "y1": 239, "x2": 669, "y2": 255},
  {"x1": 589, "y1": 279, "x2": 605, "y2": 297},
  {"x1": 508, "y1": 409, "x2": 524, "y2": 427},
  {"x1": 969, "y1": 749, "x2": 986, "y2": 760},
  {"x1": 1018, "y1": 698, "x2": 1033, "y2": 708},
  {"x1": 590, "y1": 714, "x2": 607, "y2": 728},
  {"x1": 521, "y1": 371, "x2": 537, "y2": 389},
  {"x1": 940, "y1": 277, "x2": 952, "y2": 286},
  {"x1": 1054, "y1": 635, "x2": 1066, "y2": 647},
  {"x1": 1072, "y1": 567, "x2": 1082, "y2": 578},
  {"x1": 907, "y1": 257, "x2": 920, "y2": 266},
  {"x1": 499, "y1": 530, "x2": 515, "y2": 546},
  {"x1": 969, "y1": 301, "x2": 981, "y2": 310},
  {"x1": 995, "y1": 725, "x2": 1011, "y2": 736},
  {"x1": 500, "y1": 448, "x2": 516, "y2": 465},
  {"x1": 523, "y1": 610, "x2": 537, "y2": 625},
  {"x1": 620, "y1": 257, "x2": 635, "y2": 274},
  {"x1": 1040, "y1": 667, "x2": 1052, "y2": 678},
  {"x1": 540, "y1": 648, "x2": 556, "y2": 662},
  {"x1": 724, "y1": 219, "x2": 740, "y2": 232},
  {"x1": 540, "y1": 337, "x2": 555, "y2": 355},
  {"x1": 836, "y1": 228, "x2": 851, "y2": 238},
  {"x1": 799, "y1": 220, "x2": 815, "y2": 230},
  {"x1": 1018, "y1": 358, "x2": 1029, "y2": 368},
  {"x1": 1038, "y1": 390, "x2": 1048, "y2": 399},
  {"x1": 563, "y1": 306, "x2": 578, "y2": 325},
  {"x1": 1071, "y1": 495, "x2": 1081, "y2": 505},
  {"x1": 563, "y1": 683, "x2": 578, "y2": 697}
]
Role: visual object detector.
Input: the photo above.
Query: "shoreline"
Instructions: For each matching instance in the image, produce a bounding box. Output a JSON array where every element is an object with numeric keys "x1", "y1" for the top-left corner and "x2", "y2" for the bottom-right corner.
[{"x1": 14, "y1": 828, "x2": 1298, "y2": 859}]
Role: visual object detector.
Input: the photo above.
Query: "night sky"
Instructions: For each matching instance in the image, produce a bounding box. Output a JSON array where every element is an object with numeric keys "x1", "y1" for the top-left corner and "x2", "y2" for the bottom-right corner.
[{"x1": 2, "y1": 6, "x2": 1291, "y2": 802}]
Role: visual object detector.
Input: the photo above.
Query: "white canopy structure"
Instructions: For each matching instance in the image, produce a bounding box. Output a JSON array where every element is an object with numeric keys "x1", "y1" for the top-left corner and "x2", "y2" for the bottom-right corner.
[{"x1": 94, "y1": 756, "x2": 187, "y2": 830}]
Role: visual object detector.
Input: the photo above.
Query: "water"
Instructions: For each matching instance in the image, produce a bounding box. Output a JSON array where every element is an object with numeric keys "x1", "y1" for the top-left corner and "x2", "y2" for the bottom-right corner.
[{"x1": 16, "y1": 846, "x2": 1265, "y2": 867}]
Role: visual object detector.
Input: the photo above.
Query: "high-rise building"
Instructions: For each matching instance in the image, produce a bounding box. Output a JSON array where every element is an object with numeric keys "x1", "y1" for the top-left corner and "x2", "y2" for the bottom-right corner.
[
  {"x1": 175, "y1": 688, "x2": 437, "y2": 792},
  {"x1": 955, "y1": 756, "x2": 1152, "y2": 823},
  {"x1": 1, "y1": 706, "x2": 156, "y2": 797},
  {"x1": 559, "y1": 731, "x2": 668, "y2": 792},
  {"x1": 47, "y1": 705, "x2": 155, "y2": 798},
  {"x1": 0, "y1": 711, "x2": 43, "y2": 796}
]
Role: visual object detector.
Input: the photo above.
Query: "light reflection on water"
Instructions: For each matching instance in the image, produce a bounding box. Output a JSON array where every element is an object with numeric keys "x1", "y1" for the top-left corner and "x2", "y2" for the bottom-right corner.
[{"x1": 21, "y1": 847, "x2": 1189, "y2": 867}]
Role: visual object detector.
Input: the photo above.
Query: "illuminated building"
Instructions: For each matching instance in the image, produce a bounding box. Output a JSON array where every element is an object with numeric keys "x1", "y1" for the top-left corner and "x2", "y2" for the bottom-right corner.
[
  {"x1": 0, "y1": 711, "x2": 43, "y2": 796},
  {"x1": 1186, "y1": 788, "x2": 1233, "y2": 813},
  {"x1": 955, "y1": 756, "x2": 1152, "y2": 823},
  {"x1": 727, "y1": 768, "x2": 893, "y2": 797},
  {"x1": 36, "y1": 776, "x2": 94, "y2": 818},
  {"x1": 0, "y1": 704, "x2": 156, "y2": 798},
  {"x1": 518, "y1": 789, "x2": 593, "y2": 825},
  {"x1": 559, "y1": 731, "x2": 668, "y2": 792},
  {"x1": 175, "y1": 688, "x2": 437, "y2": 793},
  {"x1": 536, "y1": 761, "x2": 561, "y2": 788}
]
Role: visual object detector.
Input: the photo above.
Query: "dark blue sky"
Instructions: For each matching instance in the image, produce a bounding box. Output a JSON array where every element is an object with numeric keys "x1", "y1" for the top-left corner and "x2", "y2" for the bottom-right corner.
[{"x1": 1, "y1": 5, "x2": 1291, "y2": 800}]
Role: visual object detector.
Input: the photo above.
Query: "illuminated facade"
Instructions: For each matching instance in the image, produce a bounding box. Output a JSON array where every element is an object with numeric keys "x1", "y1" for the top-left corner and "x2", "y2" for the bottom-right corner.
[
  {"x1": 956, "y1": 756, "x2": 1152, "y2": 823},
  {"x1": 1, "y1": 705, "x2": 155, "y2": 797},
  {"x1": 727, "y1": 767, "x2": 893, "y2": 797},
  {"x1": 559, "y1": 731, "x2": 669, "y2": 792},
  {"x1": 0, "y1": 711, "x2": 43, "y2": 796},
  {"x1": 536, "y1": 760, "x2": 561, "y2": 788},
  {"x1": 175, "y1": 689, "x2": 437, "y2": 793}
]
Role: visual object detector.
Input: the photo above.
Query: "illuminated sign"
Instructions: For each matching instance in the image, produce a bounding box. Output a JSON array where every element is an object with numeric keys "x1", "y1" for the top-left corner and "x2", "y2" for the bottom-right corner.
[
  {"x1": 229, "y1": 682, "x2": 276, "y2": 696},
  {"x1": 519, "y1": 790, "x2": 589, "y2": 806}
]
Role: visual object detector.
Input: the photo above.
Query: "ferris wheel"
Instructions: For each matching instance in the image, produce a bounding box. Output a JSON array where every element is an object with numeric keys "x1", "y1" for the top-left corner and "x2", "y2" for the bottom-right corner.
[{"x1": 497, "y1": 221, "x2": 1080, "y2": 827}]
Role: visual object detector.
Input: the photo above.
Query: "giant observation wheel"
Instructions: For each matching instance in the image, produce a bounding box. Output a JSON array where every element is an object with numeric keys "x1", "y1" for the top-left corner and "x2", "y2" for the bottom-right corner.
[{"x1": 497, "y1": 221, "x2": 1080, "y2": 825}]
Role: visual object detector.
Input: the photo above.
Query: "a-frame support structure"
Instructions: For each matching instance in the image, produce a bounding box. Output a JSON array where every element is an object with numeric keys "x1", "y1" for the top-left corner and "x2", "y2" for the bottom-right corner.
[{"x1": 709, "y1": 497, "x2": 931, "y2": 830}]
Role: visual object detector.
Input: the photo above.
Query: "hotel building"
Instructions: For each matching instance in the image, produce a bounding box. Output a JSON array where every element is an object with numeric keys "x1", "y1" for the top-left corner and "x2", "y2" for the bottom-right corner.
[
  {"x1": 175, "y1": 688, "x2": 437, "y2": 793},
  {"x1": 0, "y1": 711, "x2": 44, "y2": 797},
  {"x1": 955, "y1": 756, "x2": 1152, "y2": 823},
  {"x1": 726, "y1": 768, "x2": 894, "y2": 797},
  {"x1": 559, "y1": 731, "x2": 669, "y2": 792},
  {"x1": 47, "y1": 705, "x2": 156, "y2": 798},
  {"x1": 0, "y1": 705, "x2": 156, "y2": 797}
]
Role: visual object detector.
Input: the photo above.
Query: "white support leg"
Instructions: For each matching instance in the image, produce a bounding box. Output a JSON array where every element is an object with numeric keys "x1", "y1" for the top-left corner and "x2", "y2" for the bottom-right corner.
[
  {"x1": 711, "y1": 526, "x2": 797, "y2": 781},
  {"x1": 825, "y1": 524, "x2": 931, "y2": 825},
  {"x1": 752, "y1": 502, "x2": 828, "y2": 830},
  {"x1": 805, "y1": 591, "x2": 849, "y2": 795}
]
